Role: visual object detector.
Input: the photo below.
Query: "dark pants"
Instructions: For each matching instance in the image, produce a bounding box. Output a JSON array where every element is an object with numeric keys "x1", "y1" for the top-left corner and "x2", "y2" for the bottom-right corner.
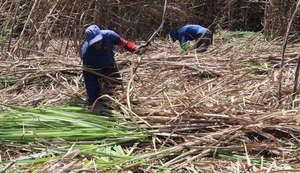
[
  {"x1": 196, "y1": 31, "x2": 212, "y2": 49},
  {"x1": 83, "y1": 62, "x2": 121, "y2": 105}
]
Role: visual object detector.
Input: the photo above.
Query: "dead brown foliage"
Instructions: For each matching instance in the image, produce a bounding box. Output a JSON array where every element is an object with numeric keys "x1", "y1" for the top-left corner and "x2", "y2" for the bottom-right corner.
[{"x1": 1, "y1": 31, "x2": 300, "y2": 171}]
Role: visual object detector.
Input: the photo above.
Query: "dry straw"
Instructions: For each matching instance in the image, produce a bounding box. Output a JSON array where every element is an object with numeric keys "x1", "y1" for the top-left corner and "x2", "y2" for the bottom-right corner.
[{"x1": 1, "y1": 0, "x2": 300, "y2": 172}]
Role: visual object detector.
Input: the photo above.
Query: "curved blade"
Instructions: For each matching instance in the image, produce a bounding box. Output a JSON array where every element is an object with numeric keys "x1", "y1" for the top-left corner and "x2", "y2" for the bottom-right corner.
[{"x1": 145, "y1": 0, "x2": 167, "y2": 45}]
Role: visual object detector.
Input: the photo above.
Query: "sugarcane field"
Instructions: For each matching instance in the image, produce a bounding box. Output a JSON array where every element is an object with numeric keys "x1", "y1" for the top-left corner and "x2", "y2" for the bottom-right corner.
[{"x1": 1, "y1": 0, "x2": 300, "y2": 172}]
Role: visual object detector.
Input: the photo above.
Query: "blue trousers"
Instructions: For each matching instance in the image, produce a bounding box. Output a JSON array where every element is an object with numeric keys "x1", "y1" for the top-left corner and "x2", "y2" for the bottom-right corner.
[
  {"x1": 83, "y1": 62, "x2": 121, "y2": 105},
  {"x1": 196, "y1": 31, "x2": 212, "y2": 48}
]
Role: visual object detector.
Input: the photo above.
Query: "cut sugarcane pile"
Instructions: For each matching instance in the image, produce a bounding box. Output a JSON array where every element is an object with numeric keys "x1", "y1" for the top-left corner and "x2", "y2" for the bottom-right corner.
[{"x1": 1, "y1": 32, "x2": 300, "y2": 171}]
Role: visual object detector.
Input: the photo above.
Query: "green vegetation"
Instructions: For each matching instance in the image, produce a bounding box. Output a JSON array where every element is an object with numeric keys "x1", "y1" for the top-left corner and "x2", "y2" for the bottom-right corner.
[
  {"x1": 0, "y1": 105, "x2": 150, "y2": 171},
  {"x1": 239, "y1": 60, "x2": 271, "y2": 75},
  {"x1": 0, "y1": 28, "x2": 11, "y2": 48}
]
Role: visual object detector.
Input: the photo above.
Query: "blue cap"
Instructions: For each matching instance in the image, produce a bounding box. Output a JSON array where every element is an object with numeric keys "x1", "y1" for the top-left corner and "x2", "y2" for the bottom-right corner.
[
  {"x1": 85, "y1": 25, "x2": 103, "y2": 46},
  {"x1": 169, "y1": 29, "x2": 178, "y2": 42}
]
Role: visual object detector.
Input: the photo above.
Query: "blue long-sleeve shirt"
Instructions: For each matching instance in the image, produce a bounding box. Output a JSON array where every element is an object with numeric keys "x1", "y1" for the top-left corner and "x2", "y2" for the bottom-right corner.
[
  {"x1": 81, "y1": 30, "x2": 120, "y2": 69},
  {"x1": 171, "y1": 24, "x2": 209, "y2": 47}
]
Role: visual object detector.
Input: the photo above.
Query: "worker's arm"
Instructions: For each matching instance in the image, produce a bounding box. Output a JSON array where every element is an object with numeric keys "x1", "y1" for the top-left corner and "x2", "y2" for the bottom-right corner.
[
  {"x1": 117, "y1": 38, "x2": 137, "y2": 52},
  {"x1": 179, "y1": 35, "x2": 190, "y2": 50},
  {"x1": 179, "y1": 33, "x2": 188, "y2": 48},
  {"x1": 117, "y1": 38, "x2": 147, "y2": 54}
]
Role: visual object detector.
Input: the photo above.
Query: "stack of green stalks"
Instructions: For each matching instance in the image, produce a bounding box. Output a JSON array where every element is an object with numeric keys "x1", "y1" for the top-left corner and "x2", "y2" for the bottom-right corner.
[{"x1": 0, "y1": 105, "x2": 151, "y2": 172}]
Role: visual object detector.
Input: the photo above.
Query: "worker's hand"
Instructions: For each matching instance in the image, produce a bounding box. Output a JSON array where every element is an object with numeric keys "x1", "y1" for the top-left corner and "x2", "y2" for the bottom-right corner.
[{"x1": 134, "y1": 43, "x2": 149, "y2": 54}]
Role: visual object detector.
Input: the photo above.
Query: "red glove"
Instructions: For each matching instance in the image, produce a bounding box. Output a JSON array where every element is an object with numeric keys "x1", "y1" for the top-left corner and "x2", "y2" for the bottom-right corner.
[
  {"x1": 117, "y1": 38, "x2": 148, "y2": 54},
  {"x1": 118, "y1": 38, "x2": 137, "y2": 52}
]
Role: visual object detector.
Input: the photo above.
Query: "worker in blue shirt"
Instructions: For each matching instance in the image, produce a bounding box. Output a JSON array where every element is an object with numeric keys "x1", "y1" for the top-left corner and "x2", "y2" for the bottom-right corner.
[
  {"x1": 81, "y1": 24, "x2": 146, "y2": 105},
  {"x1": 169, "y1": 24, "x2": 212, "y2": 52}
]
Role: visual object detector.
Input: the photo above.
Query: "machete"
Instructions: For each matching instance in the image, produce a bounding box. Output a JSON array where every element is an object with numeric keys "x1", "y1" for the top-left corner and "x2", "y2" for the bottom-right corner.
[{"x1": 139, "y1": 0, "x2": 167, "y2": 48}]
